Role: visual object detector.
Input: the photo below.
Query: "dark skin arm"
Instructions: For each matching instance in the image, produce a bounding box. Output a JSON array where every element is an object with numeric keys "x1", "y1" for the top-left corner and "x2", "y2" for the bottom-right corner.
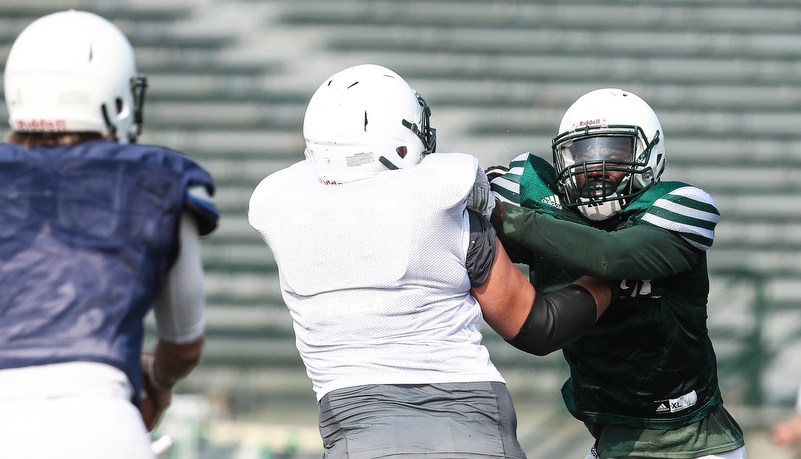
[
  {"x1": 471, "y1": 237, "x2": 611, "y2": 340},
  {"x1": 140, "y1": 336, "x2": 204, "y2": 431},
  {"x1": 470, "y1": 238, "x2": 535, "y2": 339},
  {"x1": 572, "y1": 276, "x2": 613, "y2": 321}
]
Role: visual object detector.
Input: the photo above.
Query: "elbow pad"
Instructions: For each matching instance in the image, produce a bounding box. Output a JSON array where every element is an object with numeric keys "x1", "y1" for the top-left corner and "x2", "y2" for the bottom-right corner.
[{"x1": 506, "y1": 285, "x2": 597, "y2": 356}]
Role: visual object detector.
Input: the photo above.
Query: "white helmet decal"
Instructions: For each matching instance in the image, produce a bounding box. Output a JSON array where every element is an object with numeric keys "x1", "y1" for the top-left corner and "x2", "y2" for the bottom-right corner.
[{"x1": 4, "y1": 10, "x2": 147, "y2": 143}]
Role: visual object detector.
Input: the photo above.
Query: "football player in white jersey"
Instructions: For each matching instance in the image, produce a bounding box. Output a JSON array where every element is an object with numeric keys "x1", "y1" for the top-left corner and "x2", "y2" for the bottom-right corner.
[
  {"x1": 249, "y1": 64, "x2": 615, "y2": 458},
  {"x1": 0, "y1": 11, "x2": 218, "y2": 459}
]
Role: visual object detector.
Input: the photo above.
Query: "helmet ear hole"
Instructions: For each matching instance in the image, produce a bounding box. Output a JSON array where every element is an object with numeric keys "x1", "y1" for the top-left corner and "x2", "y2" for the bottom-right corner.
[
  {"x1": 396, "y1": 146, "x2": 407, "y2": 159},
  {"x1": 116, "y1": 97, "x2": 124, "y2": 115}
]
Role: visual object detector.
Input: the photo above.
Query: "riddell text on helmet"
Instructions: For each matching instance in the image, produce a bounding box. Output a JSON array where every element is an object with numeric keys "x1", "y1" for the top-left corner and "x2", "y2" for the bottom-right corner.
[{"x1": 16, "y1": 119, "x2": 68, "y2": 132}]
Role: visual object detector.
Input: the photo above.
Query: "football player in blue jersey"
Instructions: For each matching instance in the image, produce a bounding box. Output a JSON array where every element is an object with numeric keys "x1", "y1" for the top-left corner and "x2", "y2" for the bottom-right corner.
[
  {"x1": 0, "y1": 10, "x2": 218, "y2": 458},
  {"x1": 489, "y1": 88, "x2": 746, "y2": 459}
]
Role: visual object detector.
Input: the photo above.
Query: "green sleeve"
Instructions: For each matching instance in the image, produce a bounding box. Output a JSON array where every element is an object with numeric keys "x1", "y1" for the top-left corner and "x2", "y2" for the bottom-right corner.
[
  {"x1": 499, "y1": 204, "x2": 700, "y2": 280},
  {"x1": 495, "y1": 232, "x2": 533, "y2": 265}
]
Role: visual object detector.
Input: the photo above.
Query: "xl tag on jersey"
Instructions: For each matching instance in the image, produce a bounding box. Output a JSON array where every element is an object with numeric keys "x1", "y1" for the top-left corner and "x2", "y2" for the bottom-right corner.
[{"x1": 653, "y1": 390, "x2": 697, "y2": 414}]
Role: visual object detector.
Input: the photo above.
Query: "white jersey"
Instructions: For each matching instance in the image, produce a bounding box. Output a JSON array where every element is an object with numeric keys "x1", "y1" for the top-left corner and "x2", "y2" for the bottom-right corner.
[{"x1": 249, "y1": 153, "x2": 504, "y2": 399}]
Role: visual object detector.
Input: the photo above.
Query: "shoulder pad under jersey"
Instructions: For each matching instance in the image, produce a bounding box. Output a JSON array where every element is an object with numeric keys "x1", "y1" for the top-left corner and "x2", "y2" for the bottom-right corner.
[
  {"x1": 634, "y1": 182, "x2": 720, "y2": 251},
  {"x1": 490, "y1": 152, "x2": 529, "y2": 206}
]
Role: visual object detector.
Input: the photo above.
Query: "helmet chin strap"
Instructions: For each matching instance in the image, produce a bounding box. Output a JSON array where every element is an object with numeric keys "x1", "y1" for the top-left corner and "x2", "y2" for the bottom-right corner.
[
  {"x1": 378, "y1": 156, "x2": 400, "y2": 170},
  {"x1": 100, "y1": 104, "x2": 118, "y2": 140}
]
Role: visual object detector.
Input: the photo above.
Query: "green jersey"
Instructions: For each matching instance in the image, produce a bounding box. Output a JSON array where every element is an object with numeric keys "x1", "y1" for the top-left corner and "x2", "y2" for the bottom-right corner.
[{"x1": 491, "y1": 153, "x2": 744, "y2": 458}]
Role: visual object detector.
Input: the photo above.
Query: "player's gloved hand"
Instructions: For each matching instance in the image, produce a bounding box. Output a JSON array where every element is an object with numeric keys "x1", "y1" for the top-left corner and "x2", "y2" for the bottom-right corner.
[
  {"x1": 467, "y1": 167, "x2": 495, "y2": 220},
  {"x1": 484, "y1": 164, "x2": 510, "y2": 183}
]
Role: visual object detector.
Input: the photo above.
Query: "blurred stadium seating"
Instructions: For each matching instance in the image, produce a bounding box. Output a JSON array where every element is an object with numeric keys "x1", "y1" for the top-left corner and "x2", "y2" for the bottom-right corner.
[{"x1": 3, "y1": 0, "x2": 801, "y2": 457}]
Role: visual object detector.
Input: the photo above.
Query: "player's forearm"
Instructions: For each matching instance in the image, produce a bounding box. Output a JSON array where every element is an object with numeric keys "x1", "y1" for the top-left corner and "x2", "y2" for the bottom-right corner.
[
  {"x1": 140, "y1": 339, "x2": 202, "y2": 432},
  {"x1": 472, "y1": 236, "x2": 611, "y2": 348},
  {"x1": 151, "y1": 336, "x2": 204, "y2": 388},
  {"x1": 498, "y1": 204, "x2": 699, "y2": 280},
  {"x1": 505, "y1": 279, "x2": 609, "y2": 356},
  {"x1": 471, "y1": 238, "x2": 536, "y2": 340},
  {"x1": 572, "y1": 275, "x2": 613, "y2": 320}
]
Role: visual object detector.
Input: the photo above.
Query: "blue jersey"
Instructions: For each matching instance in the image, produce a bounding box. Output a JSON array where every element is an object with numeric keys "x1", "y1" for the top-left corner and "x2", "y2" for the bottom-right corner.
[{"x1": 0, "y1": 140, "x2": 218, "y2": 401}]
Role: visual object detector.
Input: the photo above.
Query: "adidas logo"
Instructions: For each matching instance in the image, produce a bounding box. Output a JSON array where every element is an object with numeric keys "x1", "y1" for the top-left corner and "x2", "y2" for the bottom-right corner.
[
  {"x1": 653, "y1": 391, "x2": 697, "y2": 414},
  {"x1": 541, "y1": 195, "x2": 563, "y2": 209}
]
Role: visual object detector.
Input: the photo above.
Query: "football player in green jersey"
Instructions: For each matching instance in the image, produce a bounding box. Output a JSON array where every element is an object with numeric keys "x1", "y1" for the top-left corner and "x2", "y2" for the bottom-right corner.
[{"x1": 489, "y1": 88, "x2": 746, "y2": 459}]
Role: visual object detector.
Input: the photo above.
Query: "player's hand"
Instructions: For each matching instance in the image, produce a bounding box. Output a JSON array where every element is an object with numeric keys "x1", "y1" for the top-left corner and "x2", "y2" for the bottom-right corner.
[
  {"x1": 490, "y1": 199, "x2": 503, "y2": 230},
  {"x1": 467, "y1": 167, "x2": 495, "y2": 220},
  {"x1": 484, "y1": 164, "x2": 510, "y2": 183},
  {"x1": 772, "y1": 416, "x2": 801, "y2": 447},
  {"x1": 140, "y1": 354, "x2": 174, "y2": 432}
]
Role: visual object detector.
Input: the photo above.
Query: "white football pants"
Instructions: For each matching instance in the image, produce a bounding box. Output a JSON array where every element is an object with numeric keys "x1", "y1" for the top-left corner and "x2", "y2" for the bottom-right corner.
[{"x1": 0, "y1": 362, "x2": 154, "y2": 459}]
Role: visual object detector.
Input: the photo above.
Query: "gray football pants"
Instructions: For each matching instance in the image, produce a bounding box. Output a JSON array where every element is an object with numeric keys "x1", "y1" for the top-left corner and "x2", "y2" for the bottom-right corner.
[{"x1": 318, "y1": 381, "x2": 527, "y2": 458}]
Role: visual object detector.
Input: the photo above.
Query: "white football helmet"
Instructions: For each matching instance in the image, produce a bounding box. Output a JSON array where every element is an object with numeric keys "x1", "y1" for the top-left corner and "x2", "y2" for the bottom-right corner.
[
  {"x1": 552, "y1": 88, "x2": 665, "y2": 221},
  {"x1": 303, "y1": 64, "x2": 436, "y2": 184},
  {"x1": 4, "y1": 10, "x2": 147, "y2": 143}
]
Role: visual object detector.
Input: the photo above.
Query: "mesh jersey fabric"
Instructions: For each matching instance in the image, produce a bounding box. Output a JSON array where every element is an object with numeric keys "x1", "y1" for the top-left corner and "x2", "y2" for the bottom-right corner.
[
  {"x1": 249, "y1": 153, "x2": 504, "y2": 400},
  {"x1": 490, "y1": 152, "x2": 743, "y2": 456},
  {"x1": 0, "y1": 140, "x2": 218, "y2": 402}
]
